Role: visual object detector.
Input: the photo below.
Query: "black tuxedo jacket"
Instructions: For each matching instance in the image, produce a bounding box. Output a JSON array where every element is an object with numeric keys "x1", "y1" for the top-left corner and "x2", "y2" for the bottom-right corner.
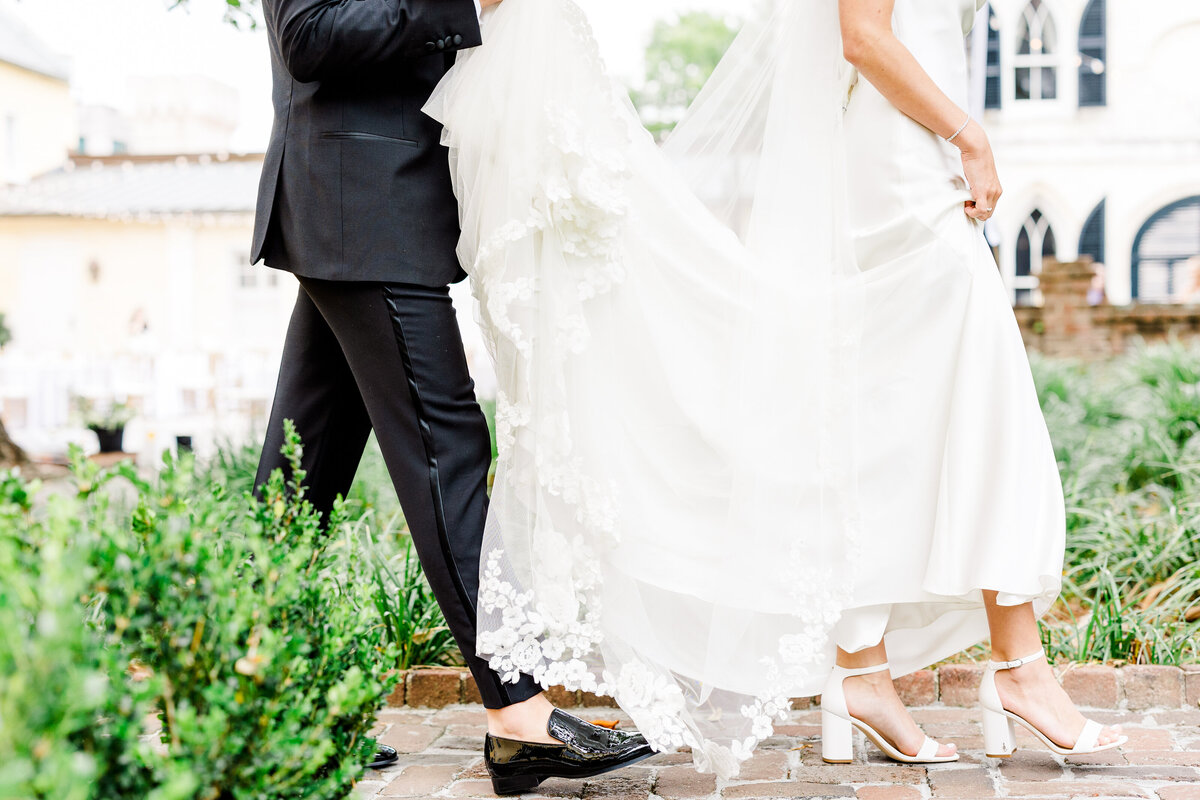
[{"x1": 252, "y1": 0, "x2": 481, "y2": 285}]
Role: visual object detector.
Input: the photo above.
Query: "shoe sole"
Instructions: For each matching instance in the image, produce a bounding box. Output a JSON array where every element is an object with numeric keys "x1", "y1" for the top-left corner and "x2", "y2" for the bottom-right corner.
[
  {"x1": 367, "y1": 756, "x2": 400, "y2": 770},
  {"x1": 827, "y1": 716, "x2": 959, "y2": 765},
  {"x1": 988, "y1": 706, "x2": 1129, "y2": 757},
  {"x1": 490, "y1": 749, "x2": 657, "y2": 795}
]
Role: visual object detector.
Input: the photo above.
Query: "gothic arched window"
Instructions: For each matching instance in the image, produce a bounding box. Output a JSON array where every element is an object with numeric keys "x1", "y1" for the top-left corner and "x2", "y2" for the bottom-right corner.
[
  {"x1": 1015, "y1": 0, "x2": 1058, "y2": 101},
  {"x1": 1079, "y1": 199, "x2": 1106, "y2": 265},
  {"x1": 1132, "y1": 197, "x2": 1200, "y2": 303},
  {"x1": 985, "y1": 8, "x2": 1002, "y2": 109},
  {"x1": 1015, "y1": 209, "x2": 1056, "y2": 305},
  {"x1": 1078, "y1": 0, "x2": 1107, "y2": 107}
]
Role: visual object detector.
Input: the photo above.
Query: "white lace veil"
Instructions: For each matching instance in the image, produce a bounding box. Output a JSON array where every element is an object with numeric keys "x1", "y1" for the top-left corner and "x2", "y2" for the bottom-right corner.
[
  {"x1": 425, "y1": 0, "x2": 864, "y2": 777},
  {"x1": 661, "y1": 0, "x2": 867, "y2": 704}
]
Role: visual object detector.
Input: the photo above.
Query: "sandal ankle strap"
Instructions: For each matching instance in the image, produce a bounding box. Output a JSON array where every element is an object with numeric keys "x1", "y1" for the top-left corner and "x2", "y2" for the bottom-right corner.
[
  {"x1": 988, "y1": 649, "x2": 1045, "y2": 671},
  {"x1": 834, "y1": 661, "x2": 891, "y2": 678}
]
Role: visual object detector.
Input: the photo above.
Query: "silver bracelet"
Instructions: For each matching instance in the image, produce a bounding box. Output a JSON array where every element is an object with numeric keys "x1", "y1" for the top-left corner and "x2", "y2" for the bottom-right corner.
[{"x1": 946, "y1": 114, "x2": 971, "y2": 144}]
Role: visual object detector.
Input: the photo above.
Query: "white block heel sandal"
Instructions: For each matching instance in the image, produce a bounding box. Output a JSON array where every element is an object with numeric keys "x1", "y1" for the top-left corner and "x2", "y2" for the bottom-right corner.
[
  {"x1": 821, "y1": 662, "x2": 959, "y2": 764},
  {"x1": 980, "y1": 649, "x2": 1128, "y2": 758}
]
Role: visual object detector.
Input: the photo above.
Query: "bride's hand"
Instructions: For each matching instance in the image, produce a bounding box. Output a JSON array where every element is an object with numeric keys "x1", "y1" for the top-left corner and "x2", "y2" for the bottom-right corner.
[{"x1": 954, "y1": 120, "x2": 1001, "y2": 222}]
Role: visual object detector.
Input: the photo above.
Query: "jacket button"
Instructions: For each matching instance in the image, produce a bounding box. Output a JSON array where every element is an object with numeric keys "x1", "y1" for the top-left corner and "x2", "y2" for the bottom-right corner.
[
  {"x1": 436, "y1": 38, "x2": 446, "y2": 50},
  {"x1": 424, "y1": 41, "x2": 436, "y2": 52},
  {"x1": 453, "y1": 34, "x2": 463, "y2": 45}
]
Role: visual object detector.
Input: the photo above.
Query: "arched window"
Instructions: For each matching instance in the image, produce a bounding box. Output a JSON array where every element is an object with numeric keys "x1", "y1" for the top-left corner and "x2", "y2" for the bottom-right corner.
[
  {"x1": 1015, "y1": 209, "x2": 1056, "y2": 305},
  {"x1": 1078, "y1": 0, "x2": 1107, "y2": 107},
  {"x1": 985, "y1": 8, "x2": 1003, "y2": 109},
  {"x1": 1079, "y1": 199, "x2": 1106, "y2": 265},
  {"x1": 1132, "y1": 197, "x2": 1200, "y2": 303},
  {"x1": 1015, "y1": 0, "x2": 1058, "y2": 101}
]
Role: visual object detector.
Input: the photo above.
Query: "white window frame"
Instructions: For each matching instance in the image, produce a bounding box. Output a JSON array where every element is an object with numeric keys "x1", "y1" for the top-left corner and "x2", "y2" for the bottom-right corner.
[
  {"x1": 234, "y1": 252, "x2": 278, "y2": 292},
  {"x1": 1013, "y1": 0, "x2": 1060, "y2": 102}
]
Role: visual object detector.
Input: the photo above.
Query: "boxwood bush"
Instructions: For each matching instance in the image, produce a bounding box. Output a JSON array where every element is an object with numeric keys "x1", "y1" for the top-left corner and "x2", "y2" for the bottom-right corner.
[
  {"x1": 0, "y1": 424, "x2": 402, "y2": 799},
  {"x1": 0, "y1": 469, "x2": 157, "y2": 800}
]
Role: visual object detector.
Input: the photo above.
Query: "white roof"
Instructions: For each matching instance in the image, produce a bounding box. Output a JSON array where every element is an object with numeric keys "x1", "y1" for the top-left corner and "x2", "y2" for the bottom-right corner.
[
  {"x1": 0, "y1": 155, "x2": 264, "y2": 218},
  {"x1": 0, "y1": 6, "x2": 70, "y2": 81}
]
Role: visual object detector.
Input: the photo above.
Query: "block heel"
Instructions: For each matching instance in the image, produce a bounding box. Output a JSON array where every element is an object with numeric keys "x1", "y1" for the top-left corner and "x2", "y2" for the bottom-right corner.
[
  {"x1": 821, "y1": 710, "x2": 854, "y2": 763},
  {"x1": 982, "y1": 707, "x2": 1017, "y2": 758}
]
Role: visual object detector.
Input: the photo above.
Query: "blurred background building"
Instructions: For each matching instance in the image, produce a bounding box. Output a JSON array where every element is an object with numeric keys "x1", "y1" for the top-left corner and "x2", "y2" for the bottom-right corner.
[
  {"x1": 0, "y1": 10, "x2": 75, "y2": 184},
  {"x1": 0, "y1": 0, "x2": 1198, "y2": 464},
  {"x1": 0, "y1": 4, "x2": 293, "y2": 461},
  {"x1": 978, "y1": 0, "x2": 1200, "y2": 306}
]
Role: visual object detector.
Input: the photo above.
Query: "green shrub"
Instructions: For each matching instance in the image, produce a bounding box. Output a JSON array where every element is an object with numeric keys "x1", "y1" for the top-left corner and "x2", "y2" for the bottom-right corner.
[
  {"x1": 0, "y1": 424, "x2": 405, "y2": 799},
  {"x1": 205, "y1": 435, "x2": 400, "y2": 524},
  {"x1": 91, "y1": 424, "x2": 401, "y2": 798},
  {"x1": 0, "y1": 468, "x2": 159, "y2": 800},
  {"x1": 202, "y1": 437, "x2": 457, "y2": 668},
  {"x1": 1033, "y1": 341, "x2": 1200, "y2": 665},
  {"x1": 359, "y1": 517, "x2": 459, "y2": 669}
]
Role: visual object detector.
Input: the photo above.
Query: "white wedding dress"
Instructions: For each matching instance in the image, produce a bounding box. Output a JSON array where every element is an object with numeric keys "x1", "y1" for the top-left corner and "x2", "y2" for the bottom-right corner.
[{"x1": 425, "y1": 0, "x2": 1066, "y2": 778}]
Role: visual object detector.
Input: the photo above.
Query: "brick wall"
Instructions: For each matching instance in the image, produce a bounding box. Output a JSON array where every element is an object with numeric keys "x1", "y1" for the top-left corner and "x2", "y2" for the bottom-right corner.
[
  {"x1": 1018, "y1": 259, "x2": 1200, "y2": 358},
  {"x1": 393, "y1": 665, "x2": 1200, "y2": 710}
]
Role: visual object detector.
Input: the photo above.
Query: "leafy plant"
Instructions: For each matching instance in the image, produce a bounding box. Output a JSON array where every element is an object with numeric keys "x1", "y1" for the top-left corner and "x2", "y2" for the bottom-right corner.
[
  {"x1": 0, "y1": 424, "x2": 405, "y2": 799},
  {"x1": 73, "y1": 398, "x2": 136, "y2": 431},
  {"x1": 88, "y1": 423, "x2": 401, "y2": 798},
  {"x1": 0, "y1": 468, "x2": 159, "y2": 800},
  {"x1": 360, "y1": 517, "x2": 459, "y2": 670},
  {"x1": 0, "y1": 311, "x2": 11, "y2": 350},
  {"x1": 203, "y1": 436, "x2": 263, "y2": 498},
  {"x1": 199, "y1": 437, "x2": 458, "y2": 667},
  {"x1": 1032, "y1": 341, "x2": 1200, "y2": 665}
]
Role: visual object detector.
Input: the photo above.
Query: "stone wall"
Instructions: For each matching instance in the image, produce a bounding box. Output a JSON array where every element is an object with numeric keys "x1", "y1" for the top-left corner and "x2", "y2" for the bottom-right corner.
[{"x1": 1018, "y1": 259, "x2": 1200, "y2": 359}]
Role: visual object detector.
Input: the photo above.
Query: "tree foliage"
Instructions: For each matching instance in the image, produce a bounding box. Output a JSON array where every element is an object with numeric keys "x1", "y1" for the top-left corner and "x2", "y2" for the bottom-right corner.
[
  {"x1": 171, "y1": 0, "x2": 260, "y2": 29},
  {"x1": 630, "y1": 12, "x2": 740, "y2": 139}
]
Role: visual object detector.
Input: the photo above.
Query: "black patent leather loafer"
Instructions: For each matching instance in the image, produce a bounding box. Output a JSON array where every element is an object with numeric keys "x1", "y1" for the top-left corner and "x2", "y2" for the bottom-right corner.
[
  {"x1": 367, "y1": 743, "x2": 400, "y2": 770},
  {"x1": 484, "y1": 709, "x2": 656, "y2": 795}
]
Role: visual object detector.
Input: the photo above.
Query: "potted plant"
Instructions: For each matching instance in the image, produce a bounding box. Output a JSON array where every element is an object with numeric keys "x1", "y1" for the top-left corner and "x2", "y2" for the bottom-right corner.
[{"x1": 75, "y1": 398, "x2": 136, "y2": 454}]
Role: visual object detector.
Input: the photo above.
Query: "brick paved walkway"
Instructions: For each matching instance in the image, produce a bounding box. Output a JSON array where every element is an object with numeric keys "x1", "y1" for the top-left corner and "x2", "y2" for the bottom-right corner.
[{"x1": 356, "y1": 705, "x2": 1200, "y2": 800}]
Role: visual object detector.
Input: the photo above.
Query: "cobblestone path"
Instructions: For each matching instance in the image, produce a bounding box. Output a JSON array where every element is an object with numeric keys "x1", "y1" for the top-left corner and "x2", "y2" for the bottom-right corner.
[{"x1": 356, "y1": 704, "x2": 1200, "y2": 800}]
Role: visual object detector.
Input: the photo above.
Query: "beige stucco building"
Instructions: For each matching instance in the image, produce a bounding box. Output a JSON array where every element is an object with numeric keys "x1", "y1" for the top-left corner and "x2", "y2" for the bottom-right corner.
[
  {"x1": 0, "y1": 7, "x2": 307, "y2": 460},
  {"x1": 0, "y1": 9, "x2": 76, "y2": 184},
  {"x1": 0, "y1": 154, "x2": 298, "y2": 458}
]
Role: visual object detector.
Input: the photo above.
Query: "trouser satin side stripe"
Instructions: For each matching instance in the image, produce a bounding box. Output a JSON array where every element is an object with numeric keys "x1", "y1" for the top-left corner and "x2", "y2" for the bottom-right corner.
[{"x1": 382, "y1": 285, "x2": 516, "y2": 707}]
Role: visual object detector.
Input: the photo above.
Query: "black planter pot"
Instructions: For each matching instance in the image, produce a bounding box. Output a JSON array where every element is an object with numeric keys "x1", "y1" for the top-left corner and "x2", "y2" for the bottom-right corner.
[{"x1": 90, "y1": 426, "x2": 125, "y2": 454}]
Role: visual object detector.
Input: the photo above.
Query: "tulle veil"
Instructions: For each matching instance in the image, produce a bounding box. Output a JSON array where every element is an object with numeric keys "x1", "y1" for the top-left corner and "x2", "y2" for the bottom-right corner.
[{"x1": 425, "y1": 0, "x2": 866, "y2": 776}]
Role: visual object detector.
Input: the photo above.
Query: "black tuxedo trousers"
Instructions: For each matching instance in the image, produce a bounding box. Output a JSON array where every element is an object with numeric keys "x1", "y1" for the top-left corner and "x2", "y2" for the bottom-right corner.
[{"x1": 255, "y1": 277, "x2": 541, "y2": 709}]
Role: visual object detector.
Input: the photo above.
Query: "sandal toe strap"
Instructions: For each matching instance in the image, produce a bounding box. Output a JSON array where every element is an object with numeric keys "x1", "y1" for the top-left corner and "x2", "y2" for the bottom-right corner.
[
  {"x1": 916, "y1": 736, "x2": 942, "y2": 761},
  {"x1": 1072, "y1": 719, "x2": 1103, "y2": 753}
]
